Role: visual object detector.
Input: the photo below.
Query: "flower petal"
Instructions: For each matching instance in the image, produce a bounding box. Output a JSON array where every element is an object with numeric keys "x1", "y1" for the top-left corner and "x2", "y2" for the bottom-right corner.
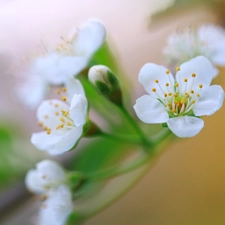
[
  {"x1": 193, "y1": 85, "x2": 224, "y2": 116},
  {"x1": 37, "y1": 99, "x2": 69, "y2": 133},
  {"x1": 133, "y1": 95, "x2": 169, "y2": 124},
  {"x1": 139, "y1": 63, "x2": 175, "y2": 98},
  {"x1": 167, "y1": 116, "x2": 204, "y2": 138},
  {"x1": 70, "y1": 94, "x2": 88, "y2": 127},
  {"x1": 176, "y1": 56, "x2": 215, "y2": 93},
  {"x1": 64, "y1": 78, "x2": 85, "y2": 102},
  {"x1": 72, "y1": 21, "x2": 106, "y2": 58}
]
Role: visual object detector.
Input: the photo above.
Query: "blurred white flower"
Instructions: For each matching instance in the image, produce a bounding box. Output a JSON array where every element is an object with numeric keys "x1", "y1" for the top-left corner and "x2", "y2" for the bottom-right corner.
[
  {"x1": 163, "y1": 24, "x2": 225, "y2": 76},
  {"x1": 31, "y1": 88, "x2": 88, "y2": 155},
  {"x1": 18, "y1": 21, "x2": 106, "y2": 109},
  {"x1": 134, "y1": 56, "x2": 224, "y2": 138},
  {"x1": 39, "y1": 185, "x2": 73, "y2": 225},
  {"x1": 25, "y1": 160, "x2": 66, "y2": 194}
]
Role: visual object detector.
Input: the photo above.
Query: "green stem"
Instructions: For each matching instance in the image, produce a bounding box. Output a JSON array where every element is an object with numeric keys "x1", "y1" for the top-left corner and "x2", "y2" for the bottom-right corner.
[{"x1": 119, "y1": 106, "x2": 151, "y2": 147}]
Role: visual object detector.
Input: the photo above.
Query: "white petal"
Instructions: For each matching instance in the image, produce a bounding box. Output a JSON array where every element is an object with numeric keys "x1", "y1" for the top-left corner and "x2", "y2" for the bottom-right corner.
[
  {"x1": 70, "y1": 94, "x2": 88, "y2": 126},
  {"x1": 167, "y1": 116, "x2": 204, "y2": 138},
  {"x1": 48, "y1": 126, "x2": 83, "y2": 155},
  {"x1": 133, "y1": 95, "x2": 169, "y2": 124},
  {"x1": 58, "y1": 56, "x2": 88, "y2": 79},
  {"x1": 176, "y1": 56, "x2": 215, "y2": 93},
  {"x1": 64, "y1": 78, "x2": 85, "y2": 102},
  {"x1": 139, "y1": 63, "x2": 174, "y2": 98},
  {"x1": 25, "y1": 160, "x2": 66, "y2": 194},
  {"x1": 72, "y1": 21, "x2": 106, "y2": 57},
  {"x1": 39, "y1": 185, "x2": 72, "y2": 225},
  {"x1": 37, "y1": 99, "x2": 69, "y2": 132},
  {"x1": 193, "y1": 85, "x2": 224, "y2": 116}
]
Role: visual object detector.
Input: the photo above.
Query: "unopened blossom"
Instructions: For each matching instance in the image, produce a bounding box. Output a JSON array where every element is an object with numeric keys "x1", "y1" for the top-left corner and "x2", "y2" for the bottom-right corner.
[
  {"x1": 39, "y1": 185, "x2": 73, "y2": 225},
  {"x1": 19, "y1": 21, "x2": 106, "y2": 108},
  {"x1": 25, "y1": 160, "x2": 66, "y2": 194},
  {"x1": 163, "y1": 24, "x2": 225, "y2": 76},
  {"x1": 134, "y1": 56, "x2": 224, "y2": 138},
  {"x1": 31, "y1": 81, "x2": 88, "y2": 155}
]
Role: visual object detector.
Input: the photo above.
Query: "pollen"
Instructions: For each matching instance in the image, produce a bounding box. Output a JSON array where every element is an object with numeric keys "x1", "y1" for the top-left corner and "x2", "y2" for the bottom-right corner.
[
  {"x1": 167, "y1": 103, "x2": 171, "y2": 107},
  {"x1": 166, "y1": 70, "x2": 170, "y2": 74},
  {"x1": 168, "y1": 92, "x2": 172, "y2": 96},
  {"x1": 199, "y1": 84, "x2": 203, "y2": 88},
  {"x1": 62, "y1": 87, "x2": 67, "y2": 92},
  {"x1": 174, "y1": 93, "x2": 178, "y2": 97},
  {"x1": 67, "y1": 122, "x2": 72, "y2": 126},
  {"x1": 61, "y1": 110, "x2": 69, "y2": 116},
  {"x1": 56, "y1": 124, "x2": 64, "y2": 130},
  {"x1": 57, "y1": 89, "x2": 61, "y2": 94},
  {"x1": 190, "y1": 90, "x2": 194, "y2": 94},
  {"x1": 46, "y1": 130, "x2": 51, "y2": 135},
  {"x1": 185, "y1": 93, "x2": 190, "y2": 98},
  {"x1": 152, "y1": 88, "x2": 156, "y2": 92},
  {"x1": 43, "y1": 126, "x2": 48, "y2": 131},
  {"x1": 184, "y1": 78, "x2": 188, "y2": 82},
  {"x1": 37, "y1": 121, "x2": 43, "y2": 127},
  {"x1": 55, "y1": 112, "x2": 59, "y2": 116},
  {"x1": 192, "y1": 73, "x2": 196, "y2": 77},
  {"x1": 60, "y1": 117, "x2": 65, "y2": 123},
  {"x1": 165, "y1": 82, "x2": 169, "y2": 86},
  {"x1": 155, "y1": 80, "x2": 159, "y2": 83},
  {"x1": 175, "y1": 83, "x2": 179, "y2": 87},
  {"x1": 164, "y1": 93, "x2": 167, "y2": 97},
  {"x1": 61, "y1": 96, "x2": 67, "y2": 101},
  {"x1": 176, "y1": 67, "x2": 180, "y2": 71},
  {"x1": 192, "y1": 100, "x2": 196, "y2": 104},
  {"x1": 196, "y1": 94, "x2": 200, "y2": 97}
]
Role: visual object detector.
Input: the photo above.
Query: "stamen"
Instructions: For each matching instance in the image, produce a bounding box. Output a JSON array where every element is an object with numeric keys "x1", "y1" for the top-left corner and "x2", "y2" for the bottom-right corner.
[
  {"x1": 56, "y1": 124, "x2": 64, "y2": 130},
  {"x1": 190, "y1": 90, "x2": 194, "y2": 94},
  {"x1": 54, "y1": 104, "x2": 58, "y2": 107},
  {"x1": 192, "y1": 73, "x2": 196, "y2": 77},
  {"x1": 199, "y1": 84, "x2": 203, "y2": 88},
  {"x1": 46, "y1": 130, "x2": 51, "y2": 135},
  {"x1": 155, "y1": 80, "x2": 159, "y2": 83},
  {"x1": 165, "y1": 82, "x2": 169, "y2": 87},
  {"x1": 152, "y1": 88, "x2": 156, "y2": 92},
  {"x1": 176, "y1": 67, "x2": 180, "y2": 71},
  {"x1": 43, "y1": 126, "x2": 48, "y2": 131},
  {"x1": 42, "y1": 175, "x2": 46, "y2": 179},
  {"x1": 57, "y1": 89, "x2": 61, "y2": 94},
  {"x1": 62, "y1": 87, "x2": 67, "y2": 92},
  {"x1": 174, "y1": 93, "x2": 178, "y2": 98},
  {"x1": 37, "y1": 121, "x2": 43, "y2": 127},
  {"x1": 44, "y1": 115, "x2": 48, "y2": 119},
  {"x1": 61, "y1": 96, "x2": 67, "y2": 101},
  {"x1": 196, "y1": 94, "x2": 200, "y2": 97},
  {"x1": 164, "y1": 93, "x2": 167, "y2": 97},
  {"x1": 67, "y1": 122, "x2": 72, "y2": 126},
  {"x1": 55, "y1": 112, "x2": 59, "y2": 116},
  {"x1": 60, "y1": 117, "x2": 65, "y2": 123},
  {"x1": 166, "y1": 70, "x2": 170, "y2": 74},
  {"x1": 61, "y1": 110, "x2": 69, "y2": 116},
  {"x1": 192, "y1": 100, "x2": 196, "y2": 104},
  {"x1": 168, "y1": 92, "x2": 172, "y2": 96},
  {"x1": 175, "y1": 83, "x2": 179, "y2": 87},
  {"x1": 184, "y1": 78, "x2": 188, "y2": 82}
]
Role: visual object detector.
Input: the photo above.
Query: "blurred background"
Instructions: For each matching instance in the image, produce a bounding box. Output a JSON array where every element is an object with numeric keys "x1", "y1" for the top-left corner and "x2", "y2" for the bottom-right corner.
[{"x1": 0, "y1": 0, "x2": 225, "y2": 224}]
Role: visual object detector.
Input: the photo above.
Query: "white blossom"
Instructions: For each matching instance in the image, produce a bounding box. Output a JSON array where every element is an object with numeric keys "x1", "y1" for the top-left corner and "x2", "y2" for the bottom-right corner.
[
  {"x1": 134, "y1": 56, "x2": 224, "y2": 138},
  {"x1": 25, "y1": 160, "x2": 66, "y2": 194},
  {"x1": 31, "y1": 80, "x2": 88, "y2": 155},
  {"x1": 19, "y1": 21, "x2": 106, "y2": 108},
  {"x1": 39, "y1": 185, "x2": 73, "y2": 225},
  {"x1": 163, "y1": 24, "x2": 225, "y2": 76}
]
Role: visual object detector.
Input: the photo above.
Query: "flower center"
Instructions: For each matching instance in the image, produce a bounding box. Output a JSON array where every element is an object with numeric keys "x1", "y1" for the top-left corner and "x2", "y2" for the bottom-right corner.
[{"x1": 152, "y1": 69, "x2": 203, "y2": 117}]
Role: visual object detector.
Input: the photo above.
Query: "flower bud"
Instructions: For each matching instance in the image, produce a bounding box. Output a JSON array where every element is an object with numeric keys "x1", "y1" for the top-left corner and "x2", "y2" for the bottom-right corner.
[{"x1": 88, "y1": 65, "x2": 122, "y2": 105}]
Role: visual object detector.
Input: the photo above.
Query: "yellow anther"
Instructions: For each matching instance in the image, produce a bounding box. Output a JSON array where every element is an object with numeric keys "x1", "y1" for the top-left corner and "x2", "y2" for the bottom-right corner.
[
  {"x1": 167, "y1": 103, "x2": 171, "y2": 107},
  {"x1": 172, "y1": 109, "x2": 176, "y2": 113},
  {"x1": 37, "y1": 121, "x2": 43, "y2": 127},
  {"x1": 199, "y1": 84, "x2": 203, "y2": 88},
  {"x1": 55, "y1": 112, "x2": 59, "y2": 116},
  {"x1": 184, "y1": 78, "x2": 188, "y2": 82},
  {"x1": 152, "y1": 88, "x2": 156, "y2": 92},
  {"x1": 43, "y1": 126, "x2": 48, "y2": 131},
  {"x1": 155, "y1": 80, "x2": 159, "y2": 83},
  {"x1": 180, "y1": 98, "x2": 185, "y2": 104},
  {"x1": 192, "y1": 100, "x2": 196, "y2": 104},
  {"x1": 57, "y1": 89, "x2": 61, "y2": 94},
  {"x1": 67, "y1": 122, "x2": 72, "y2": 126},
  {"x1": 168, "y1": 92, "x2": 172, "y2": 96},
  {"x1": 164, "y1": 93, "x2": 167, "y2": 97},
  {"x1": 56, "y1": 124, "x2": 64, "y2": 130},
  {"x1": 60, "y1": 117, "x2": 65, "y2": 123},
  {"x1": 62, "y1": 87, "x2": 67, "y2": 92},
  {"x1": 192, "y1": 73, "x2": 196, "y2": 77},
  {"x1": 176, "y1": 67, "x2": 180, "y2": 71},
  {"x1": 61, "y1": 110, "x2": 69, "y2": 116},
  {"x1": 190, "y1": 90, "x2": 194, "y2": 94},
  {"x1": 44, "y1": 115, "x2": 48, "y2": 119},
  {"x1": 174, "y1": 93, "x2": 178, "y2": 98},
  {"x1": 175, "y1": 83, "x2": 179, "y2": 87},
  {"x1": 166, "y1": 70, "x2": 170, "y2": 74},
  {"x1": 54, "y1": 104, "x2": 58, "y2": 107},
  {"x1": 185, "y1": 94, "x2": 190, "y2": 98},
  {"x1": 165, "y1": 82, "x2": 169, "y2": 86},
  {"x1": 61, "y1": 96, "x2": 67, "y2": 101},
  {"x1": 196, "y1": 94, "x2": 200, "y2": 97},
  {"x1": 46, "y1": 130, "x2": 51, "y2": 135}
]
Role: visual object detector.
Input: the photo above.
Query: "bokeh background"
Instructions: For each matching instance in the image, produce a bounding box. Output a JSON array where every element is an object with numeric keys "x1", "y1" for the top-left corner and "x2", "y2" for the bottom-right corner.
[{"x1": 0, "y1": 0, "x2": 225, "y2": 224}]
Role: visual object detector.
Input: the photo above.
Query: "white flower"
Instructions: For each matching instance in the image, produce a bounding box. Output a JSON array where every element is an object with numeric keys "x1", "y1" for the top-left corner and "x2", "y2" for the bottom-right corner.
[
  {"x1": 134, "y1": 56, "x2": 224, "y2": 138},
  {"x1": 25, "y1": 160, "x2": 66, "y2": 194},
  {"x1": 39, "y1": 185, "x2": 73, "y2": 225},
  {"x1": 163, "y1": 24, "x2": 225, "y2": 76},
  {"x1": 19, "y1": 21, "x2": 106, "y2": 108},
  {"x1": 31, "y1": 81, "x2": 88, "y2": 155}
]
